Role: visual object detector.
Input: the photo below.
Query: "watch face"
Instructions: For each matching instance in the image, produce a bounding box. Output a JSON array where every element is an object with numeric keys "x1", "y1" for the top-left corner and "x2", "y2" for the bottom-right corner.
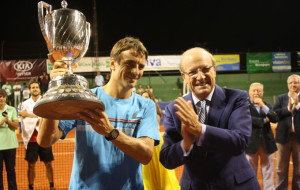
[{"x1": 111, "y1": 129, "x2": 119, "y2": 139}]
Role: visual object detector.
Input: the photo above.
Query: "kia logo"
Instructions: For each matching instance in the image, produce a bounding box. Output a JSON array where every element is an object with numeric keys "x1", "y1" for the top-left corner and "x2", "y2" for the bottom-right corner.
[{"x1": 14, "y1": 61, "x2": 33, "y2": 72}]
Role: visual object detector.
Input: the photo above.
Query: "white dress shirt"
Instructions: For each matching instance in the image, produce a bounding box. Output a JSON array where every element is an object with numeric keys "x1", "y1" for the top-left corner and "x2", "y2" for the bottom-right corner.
[{"x1": 181, "y1": 87, "x2": 215, "y2": 156}]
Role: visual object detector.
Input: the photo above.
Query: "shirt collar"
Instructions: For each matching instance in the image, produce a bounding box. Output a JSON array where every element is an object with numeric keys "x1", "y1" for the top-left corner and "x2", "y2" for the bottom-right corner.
[
  {"x1": 192, "y1": 86, "x2": 215, "y2": 105},
  {"x1": 30, "y1": 96, "x2": 42, "y2": 103}
]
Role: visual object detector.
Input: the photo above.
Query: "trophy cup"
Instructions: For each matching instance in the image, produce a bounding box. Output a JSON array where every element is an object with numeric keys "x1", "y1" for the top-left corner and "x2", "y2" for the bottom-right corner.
[{"x1": 33, "y1": 0, "x2": 104, "y2": 120}]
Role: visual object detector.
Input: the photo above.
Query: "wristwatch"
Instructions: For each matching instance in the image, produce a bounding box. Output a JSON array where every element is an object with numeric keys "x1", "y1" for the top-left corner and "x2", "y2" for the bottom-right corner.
[{"x1": 105, "y1": 129, "x2": 119, "y2": 141}]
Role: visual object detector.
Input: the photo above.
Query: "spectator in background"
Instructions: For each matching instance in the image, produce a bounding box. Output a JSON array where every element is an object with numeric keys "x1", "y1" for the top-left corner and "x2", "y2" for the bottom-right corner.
[
  {"x1": 95, "y1": 71, "x2": 104, "y2": 87},
  {"x1": 274, "y1": 74, "x2": 300, "y2": 190},
  {"x1": 142, "y1": 91, "x2": 180, "y2": 190},
  {"x1": 2, "y1": 81, "x2": 12, "y2": 106},
  {"x1": 104, "y1": 73, "x2": 110, "y2": 85},
  {"x1": 146, "y1": 84, "x2": 153, "y2": 93},
  {"x1": 18, "y1": 78, "x2": 55, "y2": 190},
  {"x1": 20, "y1": 82, "x2": 27, "y2": 101},
  {"x1": 0, "y1": 89, "x2": 19, "y2": 190},
  {"x1": 137, "y1": 84, "x2": 144, "y2": 95},
  {"x1": 40, "y1": 72, "x2": 49, "y2": 95},
  {"x1": 159, "y1": 47, "x2": 260, "y2": 189},
  {"x1": 246, "y1": 82, "x2": 278, "y2": 190},
  {"x1": 22, "y1": 86, "x2": 30, "y2": 101},
  {"x1": 36, "y1": 76, "x2": 42, "y2": 88},
  {"x1": 13, "y1": 81, "x2": 21, "y2": 108}
]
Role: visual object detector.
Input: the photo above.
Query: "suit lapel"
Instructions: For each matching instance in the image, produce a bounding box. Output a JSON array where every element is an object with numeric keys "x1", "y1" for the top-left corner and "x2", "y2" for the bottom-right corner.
[
  {"x1": 207, "y1": 85, "x2": 225, "y2": 127},
  {"x1": 284, "y1": 93, "x2": 289, "y2": 107},
  {"x1": 249, "y1": 101, "x2": 257, "y2": 113},
  {"x1": 249, "y1": 100, "x2": 262, "y2": 116}
]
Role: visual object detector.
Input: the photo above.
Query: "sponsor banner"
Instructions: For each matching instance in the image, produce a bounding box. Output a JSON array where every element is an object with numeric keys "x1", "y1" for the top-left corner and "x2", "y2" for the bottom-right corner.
[
  {"x1": 47, "y1": 55, "x2": 182, "y2": 73},
  {"x1": 297, "y1": 52, "x2": 300, "y2": 67},
  {"x1": 47, "y1": 55, "x2": 244, "y2": 73},
  {"x1": 0, "y1": 59, "x2": 47, "y2": 82},
  {"x1": 144, "y1": 56, "x2": 181, "y2": 71},
  {"x1": 272, "y1": 52, "x2": 291, "y2": 72},
  {"x1": 246, "y1": 53, "x2": 272, "y2": 73},
  {"x1": 214, "y1": 54, "x2": 240, "y2": 71},
  {"x1": 46, "y1": 57, "x2": 111, "y2": 73}
]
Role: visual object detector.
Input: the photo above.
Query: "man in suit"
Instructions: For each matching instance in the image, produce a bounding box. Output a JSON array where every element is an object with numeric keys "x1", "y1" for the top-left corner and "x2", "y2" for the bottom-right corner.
[
  {"x1": 159, "y1": 47, "x2": 260, "y2": 190},
  {"x1": 274, "y1": 74, "x2": 300, "y2": 190},
  {"x1": 246, "y1": 82, "x2": 278, "y2": 190}
]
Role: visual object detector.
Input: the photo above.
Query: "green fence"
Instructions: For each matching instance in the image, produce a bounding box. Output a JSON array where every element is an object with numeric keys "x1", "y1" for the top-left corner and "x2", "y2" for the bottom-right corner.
[
  {"x1": 132, "y1": 72, "x2": 300, "y2": 106},
  {"x1": 4, "y1": 72, "x2": 300, "y2": 107}
]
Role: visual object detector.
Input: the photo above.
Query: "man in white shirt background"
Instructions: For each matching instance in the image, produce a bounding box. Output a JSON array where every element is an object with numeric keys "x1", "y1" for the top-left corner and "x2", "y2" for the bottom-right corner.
[
  {"x1": 13, "y1": 82, "x2": 21, "y2": 108},
  {"x1": 95, "y1": 71, "x2": 104, "y2": 87},
  {"x1": 2, "y1": 81, "x2": 12, "y2": 106},
  {"x1": 18, "y1": 78, "x2": 55, "y2": 190}
]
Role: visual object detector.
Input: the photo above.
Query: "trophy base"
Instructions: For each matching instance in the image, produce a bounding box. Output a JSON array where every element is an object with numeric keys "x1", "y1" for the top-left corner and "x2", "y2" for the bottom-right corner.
[
  {"x1": 33, "y1": 99, "x2": 104, "y2": 120},
  {"x1": 33, "y1": 74, "x2": 105, "y2": 120}
]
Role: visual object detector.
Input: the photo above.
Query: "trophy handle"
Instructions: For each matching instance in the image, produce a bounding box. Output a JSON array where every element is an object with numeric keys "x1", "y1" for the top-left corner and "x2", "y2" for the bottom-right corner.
[{"x1": 38, "y1": 1, "x2": 55, "y2": 52}]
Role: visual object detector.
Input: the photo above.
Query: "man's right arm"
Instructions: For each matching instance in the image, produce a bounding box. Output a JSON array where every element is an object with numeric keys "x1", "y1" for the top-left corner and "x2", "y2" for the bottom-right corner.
[
  {"x1": 37, "y1": 118, "x2": 63, "y2": 147},
  {"x1": 160, "y1": 103, "x2": 186, "y2": 169},
  {"x1": 265, "y1": 102, "x2": 279, "y2": 123},
  {"x1": 273, "y1": 95, "x2": 292, "y2": 120},
  {"x1": 37, "y1": 61, "x2": 74, "y2": 148}
]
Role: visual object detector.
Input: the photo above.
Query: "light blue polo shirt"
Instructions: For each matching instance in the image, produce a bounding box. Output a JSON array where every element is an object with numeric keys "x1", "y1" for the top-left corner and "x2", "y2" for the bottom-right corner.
[{"x1": 59, "y1": 87, "x2": 160, "y2": 190}]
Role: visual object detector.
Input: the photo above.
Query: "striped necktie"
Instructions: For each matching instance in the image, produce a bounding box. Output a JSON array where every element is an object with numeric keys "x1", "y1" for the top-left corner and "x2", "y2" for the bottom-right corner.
[{"x1": 198, "y1": 100, "x2": 207, "y2": 124}]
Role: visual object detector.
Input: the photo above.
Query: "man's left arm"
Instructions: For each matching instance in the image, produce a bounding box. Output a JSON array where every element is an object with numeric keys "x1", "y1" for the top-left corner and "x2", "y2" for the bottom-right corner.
[
  {"x1": 202, "y1": 91, "x2": 252, "y2": 155},
  {"x1": 264, "y1": 102, "x2": 279, "y2": 123},
  {"x1": 113, "y1": 101, "x2": 160, "y2": 164},
  {"x1": 78, "y1": 101, "x2": 159, "y2": 165},
  {"x1": 111, "y1": 133, "x2": 154, "y2": 165},
  {"x1": 18, "y1": 110, "x2": 38, "y2": 118}
]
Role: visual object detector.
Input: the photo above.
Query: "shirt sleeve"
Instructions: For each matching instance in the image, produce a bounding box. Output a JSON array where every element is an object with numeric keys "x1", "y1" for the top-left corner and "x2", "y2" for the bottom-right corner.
[
  {"x1": 136, "y1": 100, "x2": 160, "y2": 146},
  {"x1": 59, "y1": 120, "x2": 77, "y2": 139},
  {"x1": 262, "y1": 105, "x2": 270, "y2": 114},
  {"x1": 197, "y1": 124, "x2": 207, "y2": 146},
  {"x1": 295, "y1": 103, "x2": 300, "y2": 110},
  {"x1": 180, "y1": 140, "x2": 194, "y2": 156},
  {"x1": 10, "y1": 107, "x2": 18, "y2": 121}
]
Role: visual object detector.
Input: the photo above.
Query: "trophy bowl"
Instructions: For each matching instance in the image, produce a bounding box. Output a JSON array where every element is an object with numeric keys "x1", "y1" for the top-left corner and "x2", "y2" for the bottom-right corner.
[{"x1": 33, "y1": 0, "x2": 104, "y2": 120}]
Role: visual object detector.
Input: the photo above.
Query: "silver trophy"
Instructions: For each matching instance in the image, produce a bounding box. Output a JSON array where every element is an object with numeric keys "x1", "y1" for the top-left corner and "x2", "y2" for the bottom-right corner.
[{"x1": 33, "y1": 0, "x2": 104, "y2": 120}]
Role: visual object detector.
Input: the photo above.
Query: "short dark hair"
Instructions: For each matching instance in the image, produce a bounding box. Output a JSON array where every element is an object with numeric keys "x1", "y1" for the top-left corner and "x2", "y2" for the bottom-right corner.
[
  {"x1": 0, "y1": 89, "x2": 7, "y2": 97},
  {"x1": 110, "y1": 36, "x2": 148, "y2": 63},
  {"x1": 28, "y1": 78, "x2": 40, "y2": 89}
]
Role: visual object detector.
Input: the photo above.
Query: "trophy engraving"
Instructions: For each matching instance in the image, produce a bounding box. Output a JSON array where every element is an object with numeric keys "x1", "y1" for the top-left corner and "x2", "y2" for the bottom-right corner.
[{"x1": 33, "y1": 0, "x2": 104, "y2": 120}]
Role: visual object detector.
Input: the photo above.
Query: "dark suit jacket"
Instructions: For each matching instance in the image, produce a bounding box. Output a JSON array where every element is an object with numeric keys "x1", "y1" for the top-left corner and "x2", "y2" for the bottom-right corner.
[
  {"x1": 159, "y1": 85, "x2": 260, "y2": 190},
  {"x1": 274, "y1": 93, "x2": 300, "y2": 143},
  {"x1": 246, "y1": 100, "x2": 278, "y2": 154}
]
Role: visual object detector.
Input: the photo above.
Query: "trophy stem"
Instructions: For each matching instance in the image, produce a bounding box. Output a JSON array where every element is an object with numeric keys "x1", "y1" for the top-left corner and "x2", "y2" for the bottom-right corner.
[
  {"x1": 68, "y1": 64, "x2": 73, "y2": 74},
  {"x1": 61, "y1": 59, "x2": 73, "y2": 74}
]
